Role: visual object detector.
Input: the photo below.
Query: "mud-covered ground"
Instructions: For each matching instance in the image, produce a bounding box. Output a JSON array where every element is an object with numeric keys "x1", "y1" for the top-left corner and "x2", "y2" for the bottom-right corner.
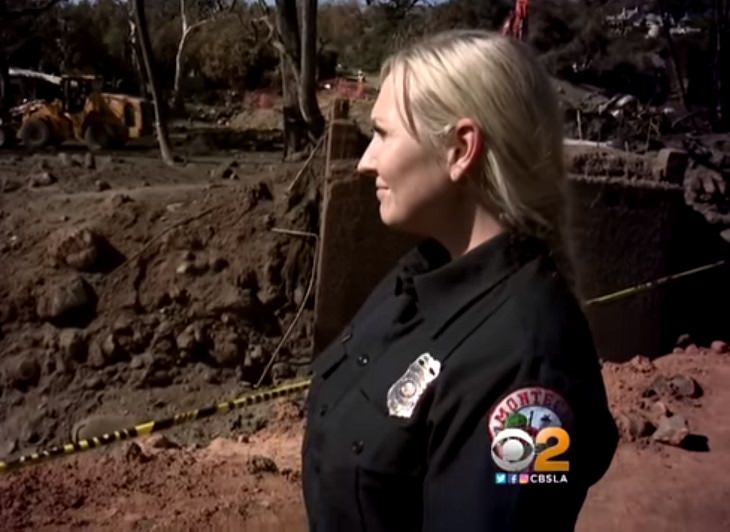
[{"x1": 0, "y1": 347, "x2": 728, "y2": 531}]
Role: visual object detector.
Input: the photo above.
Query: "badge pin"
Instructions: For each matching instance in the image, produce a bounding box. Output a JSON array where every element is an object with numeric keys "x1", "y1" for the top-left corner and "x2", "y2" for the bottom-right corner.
[{"x1": 387, "y1": 353, "x2": 441, "y2": 418}]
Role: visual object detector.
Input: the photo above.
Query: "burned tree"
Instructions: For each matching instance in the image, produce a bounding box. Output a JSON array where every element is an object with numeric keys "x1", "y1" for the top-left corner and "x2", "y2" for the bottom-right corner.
[
  {"x1": 262, "y1": 0, "x2": 324, "y2": 159},
  {"x1": 131, "y1": 0, "x2": 175, "y2": 165}
]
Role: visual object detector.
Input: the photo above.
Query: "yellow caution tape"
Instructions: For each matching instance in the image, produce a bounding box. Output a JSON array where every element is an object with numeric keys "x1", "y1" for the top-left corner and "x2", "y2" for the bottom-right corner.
[
  {"x1": 2, "y1": 258, "x2": 727, "y2": 474},
  {"x1": 0, "y1": 378, "x2": 311, "y2": 474},
  {"x1": 584, "y1": 259, "x2": 728, "y2": 306}
]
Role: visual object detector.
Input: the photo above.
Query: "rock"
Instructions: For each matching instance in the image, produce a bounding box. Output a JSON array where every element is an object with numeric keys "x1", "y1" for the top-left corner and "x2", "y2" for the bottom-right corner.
[
  {"x1": 101, "y1": 333, "x2": 121, "y2": 362},
  {"x1": 261, "y1": 213, "x2": 275, "y2": 229},
  {"x1": 106, "y1": 193, "x2": 132, "y2": 209},
  {"x1": 246, "y1": 455, "x2": 278, "y2": 474},
  {"x1": 8, "y1": 356, "x2": 42, "y2": 389},
  {"x1": 28, "y1": 171, "x2": 57, "y2": 187},
  {"x1": 211, "y1": 159, "x2": 239, "y2": 180},
  {"x1": 293, "y1": 285, "x2": 306, "y2": 307},
  {"x1": 112, "y1": 315, "x2": 134, "y2": 336},
  {"x1": 668, "y1": 374, "x2": 702, "y2": 399},
  {"x1": 192, "y1": 257, "x2": 209, "y2": 274},
  {"x1": 57, "y1": 153, "x2": 75, "y2": 167},
  {"x1": 87, "y1": 340, "x2": 107, "y2": 368},
  {"x1": 652, "y1": 414, "x2": 689, "y2": 446},
  {"x1": 207, "y1": 285, "x2": 260, "y2": 319},
  {"x1": 642, "y1": 375, "x2": 671, "y2": 398},
  {"x1": 95, "y1": 180, "x2": 111, "y2": 191},
  {"x1": 84, "y1": 375, "x2": 103, "y2": 390},
  {"x1": 685, "y1": 344, "x2": 700, "y2": 355},
  {"x1": 125, "y1": 442, "x2": 152, "y2": 463},
  {"x1": 271, "y1": 362, "x2": 293, "y2": 381},
  {"x1": 211, "y1": 329, "x2": 246, "y2": 366},
  {"x1": 628, "y1": 355, "x2": 655, "y2": 373},
  {"x1": 652, "y1": 148, "x2": 688, "y2": 184},
  {"x1": 58, "y1": 329, "x2": 87, "y2": 364},
  {"x1": 248, "y1": 181, "x2": 273, "y2": 205},
  {"x1": 1, "y1": 178, "x2": 22, "y2": 193},
  {"x1": 0, "y1": 437, "x2": 18, "y2": 457},
  {"x1": 648, "y1": 400, "x2": 670, "y2": 421},
  {"x1": 176, "y1": 262, "x2": 193, "y2": 275},
  {"x1": 711, "y1": 340, "x2": 728, "y2": 353},
  {"x1": 168, "y1": 284, "x2": 188, "y2": 301},
  {"x1": 47, "y1": 227, "x2": 110, "y2": 272},
  {"x1": 146, "y1": 434, "x2": 180, "y2": 450},
  {"x1": 36, "y1": 276, "x2": 97, "y2": 327},
  {"x1": 209, "y1": 256, "x2": 228, "y2": 272},
  {"x1": 676, "y1": 334, "x2": 692, "y2": 348},
  {"x1": 130, "y1": 355, "x2": 146, "y2": 370},
  {"x1": 247, "y1": 344, "x2": 264, "y2": 364},
  {"x1": 175, "y1": 323, "x2": 207, "y2": 355},
  {"x1": 615, "y1": 412, "x2": 655, "y2": 441},
  {"x1": 84, "y1": 152, "x2": 96, "y2": 170}
]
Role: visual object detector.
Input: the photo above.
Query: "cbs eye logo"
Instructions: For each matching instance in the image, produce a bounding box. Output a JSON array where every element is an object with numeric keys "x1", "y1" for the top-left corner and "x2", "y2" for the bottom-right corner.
[{"x1": 490, "y1": 427, "x2": 570, "y2": 472}]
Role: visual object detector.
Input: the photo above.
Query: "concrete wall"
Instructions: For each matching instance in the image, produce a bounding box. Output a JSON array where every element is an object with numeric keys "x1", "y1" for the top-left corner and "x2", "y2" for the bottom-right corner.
[
  {"x1": 312, "y1": 104, "x2": 729, "y2": 360},
  {"x1": 569, "y1": 175, "x2": 730, "y2": 361},
  {"x1": 313, "y1": 106, "x2": 418, "y2": 354}
]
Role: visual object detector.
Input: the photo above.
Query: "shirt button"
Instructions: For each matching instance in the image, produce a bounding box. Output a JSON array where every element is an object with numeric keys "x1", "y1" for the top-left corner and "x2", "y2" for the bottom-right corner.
[
  {"x1": 351, "y1": 440, "x2": 365, "y2": 455},
  {"x1": 319, "y1": 404, "x2": 328, "y2": 416},
  {"x1": 356, "y1": 354, "x2": 369, "y2": 366}
]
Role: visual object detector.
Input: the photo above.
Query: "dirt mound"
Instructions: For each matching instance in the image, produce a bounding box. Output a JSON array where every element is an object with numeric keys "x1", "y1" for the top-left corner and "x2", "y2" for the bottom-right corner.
[{"x1": 0, "y1": 151, "x2": 319, "y2": 464}]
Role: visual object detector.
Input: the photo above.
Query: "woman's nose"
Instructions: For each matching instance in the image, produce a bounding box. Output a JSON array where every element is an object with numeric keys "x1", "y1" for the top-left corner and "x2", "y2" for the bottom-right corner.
[{"x1": 357, "y1": 140, "x2": 377, "y2": 178}]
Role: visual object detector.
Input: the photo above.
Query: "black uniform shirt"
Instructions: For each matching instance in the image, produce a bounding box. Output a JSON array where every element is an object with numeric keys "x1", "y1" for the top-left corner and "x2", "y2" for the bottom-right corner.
[{"x1": 302, "y1": 231, "x2": 618, "y2": 532}]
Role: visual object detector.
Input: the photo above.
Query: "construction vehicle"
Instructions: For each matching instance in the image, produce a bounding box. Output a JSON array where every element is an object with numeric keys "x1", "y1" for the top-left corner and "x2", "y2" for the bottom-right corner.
[{"x1": 6, "y1": 69, "x2": 153, "y2": 150}]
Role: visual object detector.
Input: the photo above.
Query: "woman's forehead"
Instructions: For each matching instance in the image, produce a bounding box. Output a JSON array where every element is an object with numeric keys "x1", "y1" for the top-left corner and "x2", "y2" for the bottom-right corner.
[{"x1": 371, "y1": 73, "x2": 404, "y2": 127}]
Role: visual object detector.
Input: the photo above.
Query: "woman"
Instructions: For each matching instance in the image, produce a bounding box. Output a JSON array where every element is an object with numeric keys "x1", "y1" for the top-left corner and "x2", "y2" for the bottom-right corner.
[{"x1": 302, "y1": 30, "x2": 618, "y2": 532}]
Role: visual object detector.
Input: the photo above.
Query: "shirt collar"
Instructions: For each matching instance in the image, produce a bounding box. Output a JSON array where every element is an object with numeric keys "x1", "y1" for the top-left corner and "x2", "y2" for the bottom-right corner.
[{"x1": 397, "y1": 231, "x2": 547, "y2": 338}]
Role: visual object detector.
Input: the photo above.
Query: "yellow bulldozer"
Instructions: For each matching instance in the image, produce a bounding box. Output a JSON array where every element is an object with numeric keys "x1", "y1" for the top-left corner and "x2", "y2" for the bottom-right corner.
[{"x1": 11, "y1": 73, "x2": 153, "y2": 150}]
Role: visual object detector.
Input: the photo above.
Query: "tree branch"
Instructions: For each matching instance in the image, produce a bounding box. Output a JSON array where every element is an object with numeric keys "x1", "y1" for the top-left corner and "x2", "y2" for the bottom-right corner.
[{"x1": 2, "y1": 0, "x2": 64, "y2": 21}]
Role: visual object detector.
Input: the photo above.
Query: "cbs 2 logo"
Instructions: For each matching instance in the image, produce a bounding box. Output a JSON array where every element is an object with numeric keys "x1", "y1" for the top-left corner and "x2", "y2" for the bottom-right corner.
[{"x1": 490, "y1": 427, "x2": 570, "y2": 472}]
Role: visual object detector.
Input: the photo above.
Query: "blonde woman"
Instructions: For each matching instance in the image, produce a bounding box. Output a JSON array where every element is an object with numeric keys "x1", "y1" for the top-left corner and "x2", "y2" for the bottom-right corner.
[{"x1": 302, "y1": 30, "x2": 617, "y2": 531}]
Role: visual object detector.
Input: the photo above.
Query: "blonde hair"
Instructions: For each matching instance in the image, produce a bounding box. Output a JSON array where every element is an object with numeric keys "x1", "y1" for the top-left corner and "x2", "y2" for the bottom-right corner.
[{"x1": 381, "y1": 30, "x2": 575, "y2": 283}]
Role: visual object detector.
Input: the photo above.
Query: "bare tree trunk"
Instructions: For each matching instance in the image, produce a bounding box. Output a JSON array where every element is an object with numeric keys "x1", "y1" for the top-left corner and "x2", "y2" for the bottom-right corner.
[
  {"x1": 299, "y1": 0, "x2": 324, "y2": 139},
  {"x1": 173, "y1": 0, "x2": 213, "y2": 111},
  {"x1": 275, "y1": 0, "x2": 307, "y2": 159},
  {"x1": 132, "y1": 0, "x2": 175, "y2": 166}
]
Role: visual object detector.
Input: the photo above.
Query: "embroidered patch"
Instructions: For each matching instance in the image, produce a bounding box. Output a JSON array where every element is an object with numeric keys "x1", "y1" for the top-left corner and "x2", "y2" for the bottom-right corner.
[
  {"x1": 487, "y1": 386, "x2": 573, "y2": 440},
  {"x1": 387, "y1": 353, "x2": 441, "y2": 418}
]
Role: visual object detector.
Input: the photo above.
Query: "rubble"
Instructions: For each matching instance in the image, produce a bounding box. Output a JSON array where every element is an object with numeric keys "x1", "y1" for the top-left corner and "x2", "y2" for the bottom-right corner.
[
  {"x1": 47, "y1": 227, "x2": 122, "y2": 272},
  {"x1": 247, "y1": 454, "x2": 279, "y2": 474},
  {"x1": 28, "y1": 171, "x2": 57, "y2": 187},
  {"x1": 35, "y1": 275, "x2": 97, "y2": 327},
  {"x1": 651, "y1": 414, "x2": 690, "y2": 446}
]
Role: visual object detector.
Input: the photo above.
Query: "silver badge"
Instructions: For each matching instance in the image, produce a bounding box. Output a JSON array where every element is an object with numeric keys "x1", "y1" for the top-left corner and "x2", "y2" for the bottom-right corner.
[{"x1": 387, "y1": 353, "x2": 441, "y2": 418}]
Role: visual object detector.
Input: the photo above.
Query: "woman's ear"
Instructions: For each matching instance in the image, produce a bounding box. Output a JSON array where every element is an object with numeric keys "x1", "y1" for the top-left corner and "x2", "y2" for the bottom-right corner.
[{"x1": 445, "y1": 118, "x2": 485, "y2": 184}]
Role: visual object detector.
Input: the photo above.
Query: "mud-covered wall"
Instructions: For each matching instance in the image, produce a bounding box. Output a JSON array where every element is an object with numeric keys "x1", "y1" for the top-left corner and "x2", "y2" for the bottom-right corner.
[
  {"x1": 313, "y1": 162, "x2": 730, "y2": 362},
  {"x1": 313, "y1": 162, "x2": 417, "y2": 354},
  {"x1": 569, "y1": 175, "x2": 730, "y2": 361}
]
